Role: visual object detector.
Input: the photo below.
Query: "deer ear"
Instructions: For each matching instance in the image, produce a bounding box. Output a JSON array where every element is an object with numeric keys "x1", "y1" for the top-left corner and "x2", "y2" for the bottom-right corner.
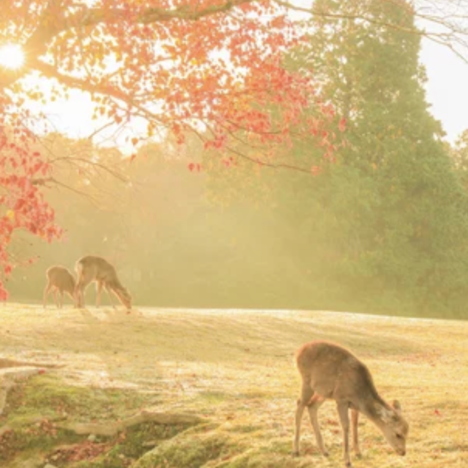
[
  {"x1": 377, "y1": 406, "x2": 393, "y2": 423},
  {"x1": 392, "y1": 400, "x2": 402, "y2": 414}
]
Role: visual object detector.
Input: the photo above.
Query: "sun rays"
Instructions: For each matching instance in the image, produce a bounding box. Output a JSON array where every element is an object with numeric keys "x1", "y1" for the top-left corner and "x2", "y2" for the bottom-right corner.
[{"x1": 0, "y1": 44, "x2": 25, "y2": 69}]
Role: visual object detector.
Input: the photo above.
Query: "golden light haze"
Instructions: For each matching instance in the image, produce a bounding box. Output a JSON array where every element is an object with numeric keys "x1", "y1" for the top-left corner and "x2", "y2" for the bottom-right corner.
[{"x1": 0, "y1": 44, "x2": 24, "y2": 69}]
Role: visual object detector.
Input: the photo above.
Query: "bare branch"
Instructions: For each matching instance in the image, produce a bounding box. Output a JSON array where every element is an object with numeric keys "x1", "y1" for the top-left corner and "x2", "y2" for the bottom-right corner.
[
  {"x1": 31, "y1": 59, "x2": 168, "y2": 130},
  {"x1": 31, "y1": 175, "x2": 100, "y2": 206},
  {"x1": 49, "y1": 156, "x2": 129, "y2": 183},
  {"x1": 71, "y1": 1, "x2": 255, "y2": 27},
  {"x1": 274, "y1": 0, "x2": 468, "y2": 64},
  {"x1": 86, "y1": 121, "x2": 120, "y2": 141},
  {"x1": 224, "y1": 144, "x2": 313, "y2": 173},
  {"x1": 192, "y1": 121, "x2": 314, "y2": 174}
]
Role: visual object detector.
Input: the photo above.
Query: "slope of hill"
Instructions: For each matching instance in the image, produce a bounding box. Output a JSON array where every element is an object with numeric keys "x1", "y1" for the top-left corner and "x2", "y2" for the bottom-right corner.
[{"x1": 0, "y1": 304, "x2": 466, "y2": 467}]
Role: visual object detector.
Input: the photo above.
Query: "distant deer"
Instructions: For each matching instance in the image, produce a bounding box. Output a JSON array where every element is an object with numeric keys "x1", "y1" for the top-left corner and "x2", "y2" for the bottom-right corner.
[
  {"x1": 293, "y1": 340, "x2": 408, "y2": 467},
  {"x1": 75, "y1": 255, "x2": 132, "y2": 311},
  {"x1": 43, "y1": 266, "x2": 76, "y2": 309}
]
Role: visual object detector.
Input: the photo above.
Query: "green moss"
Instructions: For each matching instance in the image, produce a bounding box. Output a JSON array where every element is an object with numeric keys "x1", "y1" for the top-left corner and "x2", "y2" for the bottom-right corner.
[
  {"x1": 70, "y1": 450, "x2": 127, "y2": 468},
  {"x1": 1, "y1": 375, "x2": 188, "y2": 467},
  {"x1": 4, "y1": 374, "x2": 154, "y2": 423},
  {"x1": 133, "y1": 431, "x2": 236, "y2": 468},
  {"x1": 224, "y1": 424, "x2": 263, "y2": 434},
  {"x1": 62, "y1": 423, "x2": 198, "y2": 468},
  {"x1": 116, "y1": 422, "x2": 192, "y2": 461},
  {"x1": 0, "y1": 429, "x2": 53, "y2": 463},
  {"x1": 198, "y1": 391, "x2": 229, "y2": 404}
]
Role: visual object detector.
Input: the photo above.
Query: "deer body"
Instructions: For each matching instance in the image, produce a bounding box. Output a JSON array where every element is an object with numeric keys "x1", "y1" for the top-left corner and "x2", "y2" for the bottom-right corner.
[
  {"x1": 294, "y1": 341, "x2": 408, "y2": 467},
  {"x1": 75, "y1": 255, "x2": 132, "y2": 311},
  {"x1": 43, "y1": 266, "x2": 76, "y2": 309}
]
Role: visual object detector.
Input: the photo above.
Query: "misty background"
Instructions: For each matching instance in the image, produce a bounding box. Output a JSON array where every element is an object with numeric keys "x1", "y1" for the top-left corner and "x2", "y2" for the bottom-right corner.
[{"x1": 8, "y1": 1, "x2": 468, "y2": 319}]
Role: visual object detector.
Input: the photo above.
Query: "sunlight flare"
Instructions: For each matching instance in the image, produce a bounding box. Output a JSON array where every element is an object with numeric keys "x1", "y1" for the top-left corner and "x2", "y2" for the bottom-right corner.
[{"x1": 0, "y1": 44, "x2": 25, "y2": 69}]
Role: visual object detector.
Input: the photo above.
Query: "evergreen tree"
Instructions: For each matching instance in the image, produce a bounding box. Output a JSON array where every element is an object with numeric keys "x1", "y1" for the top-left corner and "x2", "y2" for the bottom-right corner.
[{"x1": 282, "y1": 0, "x2": 468, "y2": 315}]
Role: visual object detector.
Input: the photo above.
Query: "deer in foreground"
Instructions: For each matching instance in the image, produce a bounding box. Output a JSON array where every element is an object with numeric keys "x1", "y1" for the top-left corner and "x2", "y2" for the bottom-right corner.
[
  {"x1": 75, "y1": 255, "x2": 132, "y2": 311},
  {"x1": 293, "y1": 340, "x2": 408, "y2": 468},
  {"x1": 43, "y1": 266, "x2": 76, "y2": 309}
]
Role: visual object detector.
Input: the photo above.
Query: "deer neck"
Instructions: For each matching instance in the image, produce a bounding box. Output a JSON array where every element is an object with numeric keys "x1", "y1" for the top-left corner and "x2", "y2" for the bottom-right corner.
[{"x1": 359, "y1": 395, "x2": 392, "y2": 428}]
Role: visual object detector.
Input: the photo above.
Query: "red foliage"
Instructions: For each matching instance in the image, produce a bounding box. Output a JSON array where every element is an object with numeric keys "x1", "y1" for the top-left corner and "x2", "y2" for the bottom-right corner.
[
  {"x1": 339, "y1": 117, "x2": 347, "y2": 132},
  {"x1": 0, "y1": 96, "x2": 62, "y2": 299}
]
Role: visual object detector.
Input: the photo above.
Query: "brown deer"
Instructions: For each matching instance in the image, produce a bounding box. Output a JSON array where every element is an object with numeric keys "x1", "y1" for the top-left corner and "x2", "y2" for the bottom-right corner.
[
  {"x1": 75, "y1": 255, "x2": 132, "y2": 311},
  {"x1": 43, "y1": 266, "x2": 76, "y2": 309},
  {"x1": 293, "y1": 340, "x2": 408, "y2": 467}
]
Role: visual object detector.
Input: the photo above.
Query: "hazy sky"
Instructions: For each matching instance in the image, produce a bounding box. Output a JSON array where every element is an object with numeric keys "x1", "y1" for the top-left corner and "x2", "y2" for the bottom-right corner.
[{"x1": 421, "y1": 39, "x2": 468, "y2": 142}]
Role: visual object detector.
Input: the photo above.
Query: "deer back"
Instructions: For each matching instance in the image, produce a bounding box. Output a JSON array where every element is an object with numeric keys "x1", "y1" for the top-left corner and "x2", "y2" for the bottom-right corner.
[
  {"x1": 76, "y1": 256, "x2": 117, "y2": 283},
  {"x1": 296, "y1": 341, "x2": 384, "y2": 406},
  {"x1": 46, "y1": 266, "x2": 76, "y2": 294}
]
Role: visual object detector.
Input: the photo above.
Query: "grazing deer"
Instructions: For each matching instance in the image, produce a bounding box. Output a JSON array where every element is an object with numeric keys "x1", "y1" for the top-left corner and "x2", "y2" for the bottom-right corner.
[
  {"x1": 293, "y1": 340, "x2": 408, "y2": 467},
  {"x1": 75, "y1": 255, "x2": 132, "y2": 311},
  {"x1": 43, "y1": 266, "x2": 76, "y2": 309}
]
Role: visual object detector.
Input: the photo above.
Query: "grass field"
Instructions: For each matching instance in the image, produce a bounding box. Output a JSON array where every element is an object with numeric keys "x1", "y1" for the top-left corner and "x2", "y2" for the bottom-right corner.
[{"x1": 0, "y1": 303, "x2": 467, "y2": 467}]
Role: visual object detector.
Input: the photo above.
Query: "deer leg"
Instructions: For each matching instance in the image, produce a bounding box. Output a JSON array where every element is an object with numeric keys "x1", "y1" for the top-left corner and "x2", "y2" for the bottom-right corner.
[
  {"x1": 307, "y1": 395, "x2": 328, "y2": 456},
  {"x1": 53, "y1": 288, "x2": 59, "y2": 309},
  {"x1": 43, "y1": 283, "x2": 53, "y2": 308},
  {"x1": 67, "y1": 291, "x2": 76, "y2": 308},
  {"x1": 95, "y1": 281, "x2": 103, "y2": 307},
  {"x1": 59, "y1": 290, "x2": 64, "y2": 309},
  {"x1": 105, "y1": 285, "x2": 117, "y2": 309},
  {"x1": 75, "y1": 286, "x2": 82, "y2": 307},
  {"x1": 293, "y1": 382, "x2": 314, "y2": 456},
  {"x1": 76, "y1": 277, "x2": 92, "y2": 308},
  {"x1": 337, "y1": 402, "x2": 352, "y2": 468},
  {"x1": 74, "y1": 282, "x2": 81, "y2": 308},
  {"x1": 351, "y1": 409, "x2": 361, "y2": 457}
]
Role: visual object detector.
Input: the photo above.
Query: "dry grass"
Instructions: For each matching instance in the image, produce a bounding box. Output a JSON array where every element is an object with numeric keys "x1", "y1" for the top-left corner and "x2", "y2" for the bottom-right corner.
[{"x1": 0, "y1": 303, "x2": 467, "y2": 467}]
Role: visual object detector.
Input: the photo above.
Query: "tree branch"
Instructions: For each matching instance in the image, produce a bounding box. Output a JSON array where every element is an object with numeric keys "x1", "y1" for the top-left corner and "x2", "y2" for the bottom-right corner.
[
  {"x1": 0, "y1": 1, "x2": 255, "y2": 92},
  {"x1": 31, "y1": 59, "x2": 168, "y2": 129},
  {"x1": 74, "y1": 0, "x2": 255, "y2": 27},
  {"x1": 273, "y1": 0, "x2": 468, "y2": 64},
  {"x1": 224, "y1": 144, "x2": 313, "y2": 173}
]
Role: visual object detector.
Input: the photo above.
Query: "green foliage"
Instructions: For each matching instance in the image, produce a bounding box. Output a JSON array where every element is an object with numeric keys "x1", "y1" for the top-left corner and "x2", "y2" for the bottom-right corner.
[{"x1": 287, "y1": 0, "x2": 468, "y2": 316}]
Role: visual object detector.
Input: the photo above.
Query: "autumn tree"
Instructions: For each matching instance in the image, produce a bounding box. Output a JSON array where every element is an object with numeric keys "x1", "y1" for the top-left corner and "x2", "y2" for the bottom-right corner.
[{"x1": 0, "y1": 0, "x2": 342, "y2": 298}]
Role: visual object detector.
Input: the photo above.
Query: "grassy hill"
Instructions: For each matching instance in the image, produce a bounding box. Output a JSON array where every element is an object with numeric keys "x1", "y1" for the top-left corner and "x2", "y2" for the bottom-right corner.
[{"x1": 0, "y1": 304, "x2": 466, "y2": 467}]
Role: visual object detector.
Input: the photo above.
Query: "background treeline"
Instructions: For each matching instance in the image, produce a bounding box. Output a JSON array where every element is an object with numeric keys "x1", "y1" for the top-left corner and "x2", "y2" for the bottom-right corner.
[{"x1": 8, "y1": 0, "x2": 468, "y2": 318}]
